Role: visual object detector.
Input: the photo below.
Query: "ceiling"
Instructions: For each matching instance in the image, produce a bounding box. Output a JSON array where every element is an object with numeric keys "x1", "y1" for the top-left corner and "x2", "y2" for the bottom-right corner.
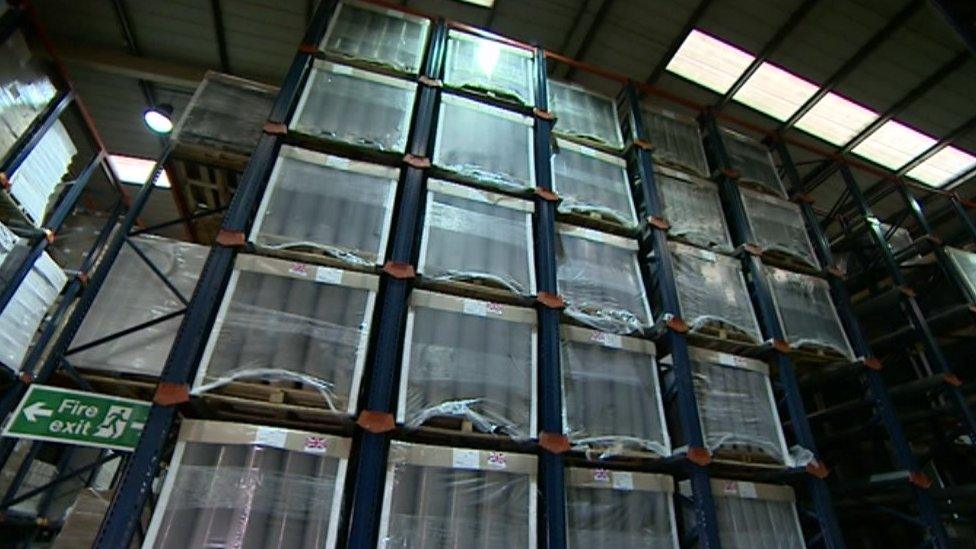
[{"x1": 25, "y1": 0, "x2": 976, "y2": 236}]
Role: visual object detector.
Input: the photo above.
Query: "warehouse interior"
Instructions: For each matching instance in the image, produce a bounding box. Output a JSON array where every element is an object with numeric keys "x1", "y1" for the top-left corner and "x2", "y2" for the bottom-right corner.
[{"x1": 0, "y1": 0, "x2": 974, "y2": 547}]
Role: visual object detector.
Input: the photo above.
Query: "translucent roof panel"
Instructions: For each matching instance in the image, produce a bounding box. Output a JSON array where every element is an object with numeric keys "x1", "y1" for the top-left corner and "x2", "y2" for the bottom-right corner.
[
  {"x1": 732, "y1": 62, "x2": 819, "y2": 121},
  {"x1": 110, "y1": 154, "x2": 170, "y2": 188},
  {"x1": 905, "y1": 146, "x2": 976, "y2": 188},
  {"x1": 851, "y1": 120, "x2": 937, "y2": 170},
  {"x1": 665, "y1": 29, "x2": 754, "y2": 94},
  {"x1": 794, "y1": 92, "x2": 878, "y2": 146}
]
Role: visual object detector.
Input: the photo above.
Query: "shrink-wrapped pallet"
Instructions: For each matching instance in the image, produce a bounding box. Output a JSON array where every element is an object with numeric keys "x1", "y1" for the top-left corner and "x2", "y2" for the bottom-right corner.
[
  {"x1": 551, "y1": 138, "x2": 636, "y2": 230},
  {"x1": 560, "y1": 325, "x2": 669, "y2": 458},
  {"x1": 639, "y1": 107, "x2": 709, "y2": 178},
  {"x1": 0, "y1": 29, "x2": 57, "y2": 161},
  {"x1": 566, "y1": 468, "x2": 679, "y2": 547},
  {"x1": 71, "y1": 235, "x2": 208, "y2": 376},
  {"x1": 547, "y1": 80, "x2": 624, "y2": 150},
  {"x1": 434, "y1": 93, "x2": 535, "y2": 193},
  {"x1": 250, "y1": 146, "x2": 397, "y2": 268},
  {"x1": 193, "y1": 255, "x2": 377, "y2": 413},
  {"x1": 740, "y1": 186, "x2": 819, "y2": 270},
  {"x1": 663, "y1": 348, "x2": 789, "y2": 464},
  {"x1": 719, "y1": 128, "x2": 786, "y2": 198},
  {"x1": 764, "y1": 265, "x2": 854, "y2": 360},
  {"x1": 6, "y1": 120, "x2": 76, "y2": 225},
  {"x1": 667, "y1": 241, "x2": 762, "y2": 344},
  {"x1": 654, "y1": 165, "x2": 732, "y2": 252},
  {"x1": 946, "y1": 246, "x2": 976, "y2": 301},
  {"x1": 291, "y1": 60, "x2": 416, "y2": 154},
  {"x1": 444, "y1": 30, "x2": 535, "y2": 106},
  {"x1": 556, "y1": 224, "x2": 652, "y2": 334},
  {"x1": 398, "y1": 291, "x2": 536, "y2": 439},
  {"x1": 144, "y1": 420, "x2": 350, "y2": 548},
  {"x1": 419, "y1": 179, "x2": 535, "y2": 295},
  {"x1": 380, "y1": 442, "x2": 537, "y2": 548},
  {"x1": 680, "y1": 479, "x2": 806, "y2": 548},
  {"x1": 320, "y1": 0, "x2": 430, "y2": 75}
]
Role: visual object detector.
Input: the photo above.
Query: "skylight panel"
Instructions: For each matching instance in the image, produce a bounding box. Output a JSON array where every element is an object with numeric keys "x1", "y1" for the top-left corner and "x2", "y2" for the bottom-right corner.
[
  {"x1": 905, "y1": 146, "x2": 976, "y2": 187},
  {"x1": 665, "y1": 29, "x2": 755, "y2": 93},
  {"x1": 851, "y1": 120, "x2": 937, "y2": 170},
  {"x1": 794, "y1": 92, "x2": 878, "y2": 146},
  {"x1": 109, "y1": 154, "x2": 171, "y2": 188},
  {"x1": 732, "y1": 62, "x2": 819, "y2": 121}
]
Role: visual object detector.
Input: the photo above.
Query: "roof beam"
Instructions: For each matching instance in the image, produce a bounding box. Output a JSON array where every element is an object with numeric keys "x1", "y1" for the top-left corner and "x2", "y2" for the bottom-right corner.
[
  {"x1": 644, "y1": 0, "x2": 715, "y2": 85},
  {"x1": 714, "y1": 0, "x2": 821, "y2": 109},
  {"x1": 210, "y1": 0, "x2": 231, "y2": 74},
  {"x1": 49, "y1": 40, "x2": 207, "y2": 89},
  {"x1": 564, "y1": 0, "x2": 615, "y2": 79},
  {"x1": 779, "y1": 0, "x2": 925, "y2": 131}
]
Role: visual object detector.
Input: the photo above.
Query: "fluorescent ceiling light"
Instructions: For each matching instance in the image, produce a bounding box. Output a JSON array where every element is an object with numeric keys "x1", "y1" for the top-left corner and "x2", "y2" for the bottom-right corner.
[
  {"x1": 666, "y1": 29, "x2": 755, "y2": 93},
  {"x1": 143, "y1": 104, "x2": 173, "y2": 134},
  {"x1": 794, "y1": 92, "x2": 878, "y2": 146},
  {"x1": 109, "y1": 154, "x2": 171, "y2": 188},
  {"x1": 905, "y1": 146, "x2": 976, "y2": 187},
  {"x1": 454, "y1": 0, "x2": 494, "y2": 7},
  {"x1": 732, "y1": 62, "x2": 819, "y2": 121},
  {"x1": 851, "y1": 119, "x2": 937, "y2": 170}
]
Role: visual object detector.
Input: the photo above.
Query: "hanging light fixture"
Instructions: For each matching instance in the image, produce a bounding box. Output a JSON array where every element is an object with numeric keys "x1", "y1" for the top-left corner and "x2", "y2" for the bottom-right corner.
[{"x1": 142, "y1": 103, "x2": 174, "y2": 134}]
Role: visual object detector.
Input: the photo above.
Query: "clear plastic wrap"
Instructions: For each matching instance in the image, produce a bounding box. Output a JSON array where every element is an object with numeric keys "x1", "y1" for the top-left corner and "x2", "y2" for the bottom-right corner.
[
  {"x1": 419, "y1": 179, "x2": 535, "y2": 295},
  {"x1": 193, "y1": 255, "x2": 377, "y2": 412},
  {"x1": 0, "y1": 246, "x2": 66, "y2": 371},
  {"x1": 443, "y1": 30, "x2": 535, "y2": 106},
  {"x1": 640, "y1": 106, "x2": 709, "y2": 178},
  {"x1": 556, "y1": 224, "x2": 652, "y2": 334},
  {"x1": 719, "y1": 128, "x2": 786, "y2": 198},
  {"x1": 680, "y1": 479, "x2": 805, "y2": 549},
  {"x1": 655, "y1": 165, "x2": 733, "y2": 252},
  {"x1": 0, "y1": 29, "x2": 57, "y2": 161},
  {"x1": 381, "y1": 441, "x2": 537, "y2": 548},
  {"x1": 551, "y1": 138, "x2": 637, "y2": 229},
  {"x1": 70, "y1": 235, "x2": 208, "y2": 377},
  {"x1": 250, "y1": 146, "x2": 398, "y2": 267},
  {"x1": 144, "y1": 420, "x2": 350, "y2": 549},
  {"x1": 668, "y1": 241, "x2": 762, "y2": 343},
  {"x1": 52, "y1": 489, "x2": 110, "y2": 549},
  {"x1": 664, "y1": 348, "x2": 788, "y2": 464},
  {"x1": 740, "y1": 187, "x2": 819, "y2": 269},
  {"x1": 320, "y1": 0, "x2": 431, "y2": 74},
  {"x1": 566, "y1": 468, "x2": 678, "y2": 547},
  {"x1": 560, "y1": 325, "x2": 669, "y2": 458},
  {"x1": 398, "y1": 290, "x2": 536, "y2": 439},
  {"x1": 547, "y1": 80, "x2": 624, "y2": 150},
  {"x1": 764, "y1": 265, "x2": 854, "y2": 360},
  {"x1": 8, "y1": 120, "x2": 77, "y2": 225},
  {"x1": 171, "y1": 72, "x2": 275, "y2": 156},
  {"x1": 433, "y1": 93, "x2": 535, "y2": 193},
  {"x1": 946, "y1": 246, "x2": 976, "y2": 302},
  {"x1": 290, "y1": 60, "x2": 416, "y2": 153}
]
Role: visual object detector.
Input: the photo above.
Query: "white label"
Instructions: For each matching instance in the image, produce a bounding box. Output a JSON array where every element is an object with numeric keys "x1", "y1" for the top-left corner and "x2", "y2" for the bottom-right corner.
[
  {"x1": 737, "y1": 482, "x2": 757, "y2": 498},
  {"x1": 255, "y1": 427, "x2": 288, "y2": 448},
  {"x1": 589, "y1": 332, "x2": 622, "y2": 348},
  {"x1": 288, "y1": 262, "x2": 310, "y2": 277},
  {"x1": 303, "y1": 435, "x2": 329, "y2": 454},
  {"x1": 611, "y1": 472, "x2": 634, "y2": 490},
  {"x1": 718, "y1": 353, "x2": 739, "y2": 366},
  {"x1": 315, "y1": 266, "x2": 343, "y2": 285},
  {"x1": 452, "y1": 448, "x2": 480, "y2": 470},
  {"x1": 592, "y1": 469, "x2": 611, "y2": 483},
  {"x1": 722, "y1": 480, "x2": 738, "y2": 495},
  {"x1": 486, "y1": 451, "x2": 508, "y2": 469},
  {"x1": 463, "y1": 299, "x2": 504, "y2": 317}
]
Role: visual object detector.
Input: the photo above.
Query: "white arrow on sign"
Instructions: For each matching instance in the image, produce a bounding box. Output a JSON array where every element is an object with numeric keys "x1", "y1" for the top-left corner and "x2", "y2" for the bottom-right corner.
[{"x1": 23, "y1": 402, "x2": 53, "y2": 423}]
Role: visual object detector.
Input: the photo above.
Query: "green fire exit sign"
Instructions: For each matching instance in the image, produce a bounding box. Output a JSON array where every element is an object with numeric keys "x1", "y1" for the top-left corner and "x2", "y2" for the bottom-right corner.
[{"x1": 2, "y1": 385, "x2": 151, "y2": 451}]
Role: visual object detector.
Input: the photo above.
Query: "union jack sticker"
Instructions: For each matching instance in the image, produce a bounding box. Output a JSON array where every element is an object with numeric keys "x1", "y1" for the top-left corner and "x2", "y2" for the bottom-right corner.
[{"x1": 304, "y1": 435, "x2": 329, "y2": 454}]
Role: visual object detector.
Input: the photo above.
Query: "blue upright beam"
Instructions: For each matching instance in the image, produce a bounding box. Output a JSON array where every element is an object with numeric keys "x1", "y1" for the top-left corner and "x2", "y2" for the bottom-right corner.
[
  {"x1": 624, "y1": 84, "x2": 721, "y2": 548},
  {"x1": 343, "y1": 19, "x2": 446, "y2": 549},
  {"x1": 771, "y1": 139, "x2": 952, "y2": 548},
  {"x1": 948, "y1": 193, "x2": 976, "y2": 245},
  {"x1": 91, "y1": 4, "x2": 339, "y2": 547},
  {"x1": 699, "y1": 111, "x2": 845, "y2": 549}
]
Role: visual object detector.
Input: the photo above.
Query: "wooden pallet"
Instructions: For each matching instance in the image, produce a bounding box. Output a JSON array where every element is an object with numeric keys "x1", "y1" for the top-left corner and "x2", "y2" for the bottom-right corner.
[
  {"x1": 568, "y1": 443, "x2": 666, "y2": 463},
  {"x1": 712, "y1": 447, "x2": 785, "y2": 468},
  {"x1": 196, "y1": 379, "x2": 354, "y2": 430},
  {"x1": 761, "y1": 248, "x2": 821, "y2": 277},
  {"x1": 249, "y1": 243, "x2": 381, "y2": 275},
  {"x1": 788, "y1": 345, "x2": 853, "y2": 367},
  {"x1": 687, "y1": 322, "x2": 762, "y2": 355},
  {"x1": 416, "y1": 275, "x2": 531, "y2": 306},
  {"x1": 556, "y1": 209, "x2": 638, "y2": 238},
  {"x1": 403, "y1": 416, "x2": 528, "y2": 450},
  {"x1": 651, "y1": 156, "x2": 709, "y2": 180},
  {"x1": 72, "y1": 371, "x2": 157, "y2": 402},
  {"x1": 737, "y1": 177, "x2": 786, "y2": 200},
  {"x1": 553, "y1": 130, "x2": 625, "y2": 156},
  {"x1": 285, "y1": 131, "x2": 404, "y2": 167},
  {"x1": 428, "y1": 167, "x2": 535, "y2": 200}
]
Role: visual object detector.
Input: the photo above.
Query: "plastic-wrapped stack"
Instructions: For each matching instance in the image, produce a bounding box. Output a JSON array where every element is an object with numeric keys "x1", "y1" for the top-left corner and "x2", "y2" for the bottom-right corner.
[
  {"x1": 7, "y1": 120, "x2": 77, "y2": 225},
  {"x1": 719, "y1": 128, "x2": 786, "y2": 198},
  {"x1": 654, "y1": 165, "x2": 732, "y2": 252},
  {"x1": 945, "y1": 247, "x2": 976, "y2": 301},
  {"x1": 740, "y1": 186, "x2": 820, "y2": 270},
  {"x1": 0, "y1": 29, "x2": 57, "y2": 161},
  {"x1": 70, "y1": 235, "x2": 208, "y2": 377},
  {"x1": 640, "y1": 107, "x2": 709, "y2": 178},
  {"x1": 443, "y1": 29, "x2": 535, "y2": 107},
  {"x1": 680, "y1": 479, "x2": 806, "y2": 548},
  {"x1": 551, "y1": 138, "x2": 636, "y2": 230},
  {"x1": 0, "y1": 220, "x2": 66, "y2": 372},
  {"x1": 764, "y1": 264, "x2": 854, "y2": 360},
  {"x1": 144, "y1": 420, "x2": 350, "y2": 548},
  {"x1": 547, "y1": 80, "x2": 624, "y2": 151},
  {"x1": 321, "y1": 0, "x2": 431, "y2": 75}
]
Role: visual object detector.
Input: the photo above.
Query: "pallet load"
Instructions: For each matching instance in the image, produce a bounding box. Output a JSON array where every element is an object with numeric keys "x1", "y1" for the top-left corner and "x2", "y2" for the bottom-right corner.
[
  {"x1": 739, "y1": 186, "x2": 820, "y2": 271},
  {"x1": 4, "y1": 120, "x2": 76, "y2": 226},
  {"x1": 419, "y1": 179, "x2": 535, "y2": 297},
  {"x1": 718, "y1": 128, "x2": 787, "y2": 198},
  {"x1": 680, "y1": 479, "x2": 806, "y2": 548},
  {"x1": 379, "y1": 442, "x2": 536, "y2": 547},
  {"x1": 0, "y1": 28, "x2": 57, "y2": 160},
  {"x1": 560, "y1": 325, "x2": 669, "y2": 458},
  {"x1": 663, "y1": 348, "x2": 790, "y2": 466},
  {"x1": 638, "y1": 107, "x2": 709, "y2": 178},
  {"x1": 945, "y1": 247, "x2": 976, "y2": 300},
  {"x1": 547, "y1": 80, "x2": 624, "y2": 151},
  {"x1": 398, "y1": 291, "x2": 536, "y2": 439},
  {"x1": 320, "y1": 0, "x2": 431, "y2": 75},
  {"x1": 551, "y1": 138, "x2": 636, "y2": 232},
  {"x1": 143, "y1": 420, "x2": 350, "y2": 548},
  {"x1": 653, "y1": 165, "x2": 733, "y2": 252},
  {"x1": 443, "y1": 30, "x2": 535, "y2": 107},
  {"x1": 566, "y1": 468, "x2": 678, "y2": 547}
]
